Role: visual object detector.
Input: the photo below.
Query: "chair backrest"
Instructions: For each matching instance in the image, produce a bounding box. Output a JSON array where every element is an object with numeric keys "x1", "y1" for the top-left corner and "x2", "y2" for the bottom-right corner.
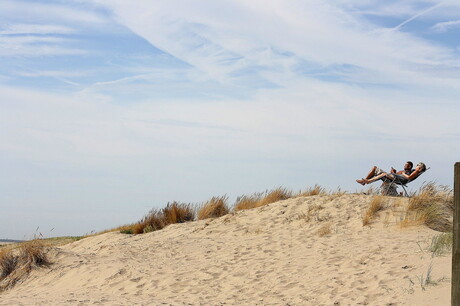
[{"x1": 408, "y1": 166, "x2": 429, "y2": 183}]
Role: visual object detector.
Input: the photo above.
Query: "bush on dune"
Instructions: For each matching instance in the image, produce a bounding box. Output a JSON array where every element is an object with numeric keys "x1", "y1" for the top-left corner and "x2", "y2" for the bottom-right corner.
[
  {"x1": 257, "y1": 187, "x2": 293, "y2": 207},
  {"x1": 402, "y1": 182, "x2": 453, "y2": 232},
  {"x1": 362, "y1": 196, "x2": 386, "y2": 226},
  {"x1": 0, "y1": 240, "x2": 51, "y2": 292},
  {"x1": 198, "y1": 196, "x2": 230, "y2": 220},
  {"x1": 162, "y1": 202, "x2": 196, "y2": 224},
  {"x1": 297, "y1": 184, "x2": 327, "y2": 197},
  {"x1": 234, "y1": 187, "x2": 293, "y2": 211},
  {"x1": 133, "y1": 202, "x2": 196, "y2": 234},
  {"x1": 234, "y1": 193, "x2": 262, "y2": 211}
]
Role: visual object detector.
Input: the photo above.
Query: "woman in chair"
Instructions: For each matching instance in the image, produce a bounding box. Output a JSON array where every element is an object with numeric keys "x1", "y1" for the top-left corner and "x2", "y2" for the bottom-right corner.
[{"x1": 356, "y1": 162, "x2": 426, "y2": 186}]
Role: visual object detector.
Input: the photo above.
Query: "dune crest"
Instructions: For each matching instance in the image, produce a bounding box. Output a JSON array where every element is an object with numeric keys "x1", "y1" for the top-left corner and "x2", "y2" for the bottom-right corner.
[{"x1": 0, "y1": 194, "x2": 451, "y2": 305}]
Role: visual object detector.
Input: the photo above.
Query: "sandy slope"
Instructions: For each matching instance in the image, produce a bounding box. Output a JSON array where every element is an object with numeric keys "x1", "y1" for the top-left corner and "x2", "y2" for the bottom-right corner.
[{"x1": 0, "y1": 194, "x2": 451, "y2": 305}]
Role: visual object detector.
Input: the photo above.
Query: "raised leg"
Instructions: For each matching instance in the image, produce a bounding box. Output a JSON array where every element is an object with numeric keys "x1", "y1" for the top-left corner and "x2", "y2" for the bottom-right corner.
[
  {"x1": 365, "y1": 166, "x2": 378, "y2": 180},
  {"x1": 356, "y1": 166, "x2": 379, "y2": 185}
]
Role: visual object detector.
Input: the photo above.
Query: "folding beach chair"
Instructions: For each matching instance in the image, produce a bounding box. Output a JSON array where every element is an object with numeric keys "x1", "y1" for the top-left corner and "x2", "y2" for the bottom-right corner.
[{"x1": 380, "y1": 167, "x2": 430, "y2": 197}]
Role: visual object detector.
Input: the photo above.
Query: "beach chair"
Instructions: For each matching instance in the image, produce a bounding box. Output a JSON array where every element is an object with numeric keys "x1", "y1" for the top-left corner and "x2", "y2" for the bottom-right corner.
[{"x1": 380, "y1": 167, "x2": 430, "y2": 197}]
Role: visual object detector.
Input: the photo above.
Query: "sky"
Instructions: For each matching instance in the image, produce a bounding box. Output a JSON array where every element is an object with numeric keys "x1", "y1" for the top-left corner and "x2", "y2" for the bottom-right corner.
[{"x1": 1, "y1": 0, "x2": 459, "y2": 239}]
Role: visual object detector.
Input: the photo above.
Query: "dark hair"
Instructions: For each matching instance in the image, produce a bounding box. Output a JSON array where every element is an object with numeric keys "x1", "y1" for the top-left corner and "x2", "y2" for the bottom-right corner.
[{"x1": 406, "y1": 161, "x2": 413, "y2": 168}]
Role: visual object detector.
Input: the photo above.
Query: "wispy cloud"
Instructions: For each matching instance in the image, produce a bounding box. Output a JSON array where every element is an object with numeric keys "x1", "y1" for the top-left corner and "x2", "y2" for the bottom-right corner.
[
  {"x1": 89, "y1": 0, "x2": 460, "y2": 91},
  {"x1": 392, "y1": 2, "x2": 444, "y2": 30},
  {"x1": 0, "y1": 35, "x2": 86, "y2": 56},
  {"x1": 0, "y1": 24, "x2": 76, "y2": 35},
  {"x1": 0, "y1": 0, "x2": 107, "y2": 25},
  {"x1": 432, "y1": 19, "x2": 460, "y2": 32},
  {"x1": 14, "y1": 70, "x2": 87, "y2": 78}
]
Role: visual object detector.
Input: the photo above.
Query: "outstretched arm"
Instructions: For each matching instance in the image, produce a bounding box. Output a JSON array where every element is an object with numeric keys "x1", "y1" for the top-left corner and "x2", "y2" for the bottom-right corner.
[{"x1": 399, "y1": 167, "x2": 421, "y2": 180}]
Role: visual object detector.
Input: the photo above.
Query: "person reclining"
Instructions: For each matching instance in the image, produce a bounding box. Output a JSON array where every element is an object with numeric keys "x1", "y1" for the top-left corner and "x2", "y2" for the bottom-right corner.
[{"x1": 356, "y1": 162, "x2": 426, "y2": 186}]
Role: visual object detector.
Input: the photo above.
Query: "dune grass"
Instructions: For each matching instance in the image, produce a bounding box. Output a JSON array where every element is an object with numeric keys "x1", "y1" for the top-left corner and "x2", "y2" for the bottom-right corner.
[
  {"x1": 429, "y1": 232, "x2": 453, "y2": 256},
  {"x1": 297, "y1": 184, "x2": 327, "y2": 197},
  {"x1": 112, "y1": 182, "x2": 453, "y2": 237},
  {"x1": 401, "y1": 182, "x2": 453, "y2": 232},
  {"x1": 362, "y1": 196, "x2": 386, "y2": 226},
  {"x1": 133, "y1": 202, "x2": 196, "y2": 234},
  {"x1": 123, "y1": 185, "x2": 333, "y2": 234},
  {"x1": 234, "y1": 185, "x2": 330, "y2": 212},
  {"x1": 234, "y1": 187, "x2": 294, "y2": 211},
  {"x1": 198, "y1": 196, "x2": 230, "y2": 220},
  {"x1": 317, "y1": 222, "x2": 332, "y2": 237},
  {"x1": 256, "y1": 187, "x2": 293, "y2": 208},
  {"x1": 0, "y1": 240, "x2": 51, "y2": 292}
]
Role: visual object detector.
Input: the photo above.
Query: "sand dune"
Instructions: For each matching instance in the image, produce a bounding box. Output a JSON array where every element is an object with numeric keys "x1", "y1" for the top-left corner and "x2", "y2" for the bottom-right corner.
[{"x1": 0, "y1": 194, "x2": 451, "y2": 305}]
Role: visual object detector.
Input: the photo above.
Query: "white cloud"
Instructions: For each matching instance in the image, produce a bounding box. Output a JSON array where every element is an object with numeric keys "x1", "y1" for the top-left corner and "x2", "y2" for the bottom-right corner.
[
  {"x1": 89, "y1": 0, "x2": 460, "y2": 90},
  {"x1": 0, "y1": 24, "x2": 76, "y2": 35},
  {"x1": 0, "y1": 0, "x2": 106, "y2": 25},
  {"x1": 0, "y1": 35, "x2": 86, "y2": 56},
  {"x1": 14, "y1": 70, "x2": 87, "y2": 78},
  {"x1": 432, "y1": 19, "x2": 460, "y2": 32}
]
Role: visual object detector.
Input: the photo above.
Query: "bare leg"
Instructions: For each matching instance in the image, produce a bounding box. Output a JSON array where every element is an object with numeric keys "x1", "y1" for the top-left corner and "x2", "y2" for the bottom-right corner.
[
  {"x1": 365, "y1": 166, "x2": 378, "y2": 180},
  {"x1": 356, "y1": 166, "x2": 378, "y2": 185},
  {"x1": 366, "y1": 172, "x2": 388, "y2": 184}
]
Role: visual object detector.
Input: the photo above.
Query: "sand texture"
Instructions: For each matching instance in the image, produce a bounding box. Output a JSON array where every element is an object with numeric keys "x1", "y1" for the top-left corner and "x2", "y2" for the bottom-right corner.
[{"x1": 0, "y1": 194, "x2": 451, "y2": 305}]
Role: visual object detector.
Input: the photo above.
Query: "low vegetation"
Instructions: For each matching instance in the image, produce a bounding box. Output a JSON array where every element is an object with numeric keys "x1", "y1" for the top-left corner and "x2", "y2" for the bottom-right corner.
[
  {"x1": 123, "y1": 185, "x2": 330, "y2": 234},
  {"x1": 297, "y1": 184, "x2": 327, "y2": 197},
  {"x1": 256, "y1": 187, "x2": 293, "y2": 207},
  {"x1": 317, "y1": 222, "x2": 332, "y2": 237},
  {"x1": 133, "y1": 202, "x2": 196, "y2": 234},
  {"x1": 234, "y1": 193, "x2": 263, "y2": 211},
  {"x1": 0, "y1": 240, "x2": 51, "y2": 292},
  {"x1": 429, "y1": 232, "x2": 453, "y2": 256},
  {"x1": 402, "y1": 183, "x2": 453, "y2": 232},
  {"x1": 198, "y1": 196, "x2": 229, "y2": 220},
  {"x1": 362, "y1": 196, "x2": 386, "y2": 226},
  {"x1": 118, "y1": 182, "x2": 453, "y2": 236}
]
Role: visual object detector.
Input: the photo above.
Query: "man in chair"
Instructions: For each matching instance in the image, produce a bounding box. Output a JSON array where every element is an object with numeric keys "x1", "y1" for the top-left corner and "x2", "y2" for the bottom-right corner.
[{"x1": 356, "y1": 161, "x2": 426, "y2": 186}]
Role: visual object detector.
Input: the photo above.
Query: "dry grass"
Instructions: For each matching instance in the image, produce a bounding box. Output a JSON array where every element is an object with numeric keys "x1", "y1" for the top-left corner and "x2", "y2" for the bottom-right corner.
[
  {"x1": 429, "y1": 232, "x2": 453, "y2": 256},
  {"x1": 328, "y1": 188, "x2": 347, "y2": 199},
  {"x1": 291, "y1": 204, "x2": 325, "y2": 223},
  {"x1": 362, "y1": 196, "x2": 386, "y2": 226},
  {"x1": 297, "y1": 184, "x2": 327, "y2": 197},
  {"x1": 162, "y1": 202, "x2": 196, "y2": 224},
  {"x1": 256, "y1": 187, "x2": 293, "y2": 207},
  {"x1": 0, "y1": 240, "x2": 51, "y2": 292},
  {"x1": 234, "y1": 193, "x2": 263, "y2": 211},
  {"x1": 93, "y1": 224, "x2": 136, "y2": 235},
  {"x1": 133, "y1": 202, "x2": 196, "y2": 234},
  {"x1": 133, "y1": 209, "x2": 164, "y2": 234},
  {"x1": 361, "y1": 185, "x2": 380, "y2": 195},
  {"x1": 0, "y1": 251, "x2": 17, "y2": 279},
  {"x1": 198, "y1": 196, "x2": 229, "y2": 220},
  {"x1": 317, "y1": 222, "x2": 332, "y2": 237},
  {"x1": 402, "y1": 182, "x2": 453, "y2": 232},
  {"x1": 234, "y1": 187, "x2": 293, "y2": 211}
]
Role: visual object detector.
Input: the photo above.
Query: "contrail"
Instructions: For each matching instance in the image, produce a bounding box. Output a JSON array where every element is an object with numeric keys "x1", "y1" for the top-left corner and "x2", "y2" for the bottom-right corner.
[{"x1": 393, "y1": 2, "x2": 444, "y2": 30}]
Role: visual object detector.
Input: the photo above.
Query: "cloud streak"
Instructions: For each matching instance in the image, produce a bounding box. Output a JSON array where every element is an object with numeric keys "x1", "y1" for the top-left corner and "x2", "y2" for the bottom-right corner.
[
  {"x1": 91, "y1": 0, "x2": 460, "y2": 91},
  {"x1": 432, "y1": 19, "x2": 460, "y2": 32}
]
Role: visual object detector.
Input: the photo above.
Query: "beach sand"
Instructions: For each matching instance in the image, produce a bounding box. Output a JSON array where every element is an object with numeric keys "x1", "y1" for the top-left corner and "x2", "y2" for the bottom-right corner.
[{"x1": 0, "y1": 194, "x2": 451, "y2": 305}]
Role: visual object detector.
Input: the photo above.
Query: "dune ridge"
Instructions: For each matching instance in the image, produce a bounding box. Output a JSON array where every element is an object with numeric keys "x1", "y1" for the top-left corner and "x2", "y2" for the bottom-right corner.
[{"x1": 0, "y1": 194, "x2": 451, "y2": 305}]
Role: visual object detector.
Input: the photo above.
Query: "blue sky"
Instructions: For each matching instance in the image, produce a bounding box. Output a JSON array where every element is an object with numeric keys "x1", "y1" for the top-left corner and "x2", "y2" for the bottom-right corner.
[{"x1": 1, "y1": 0, "x2": 459, "y2": 239}]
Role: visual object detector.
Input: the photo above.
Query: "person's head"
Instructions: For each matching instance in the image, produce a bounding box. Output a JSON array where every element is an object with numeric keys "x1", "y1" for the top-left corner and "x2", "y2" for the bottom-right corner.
[
  {"x1": 404, "y1": 161, "x2": 413, "y2": 170},
  {"x1": 416, "y1": 162, "x2": 427, "y2": 172}
]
